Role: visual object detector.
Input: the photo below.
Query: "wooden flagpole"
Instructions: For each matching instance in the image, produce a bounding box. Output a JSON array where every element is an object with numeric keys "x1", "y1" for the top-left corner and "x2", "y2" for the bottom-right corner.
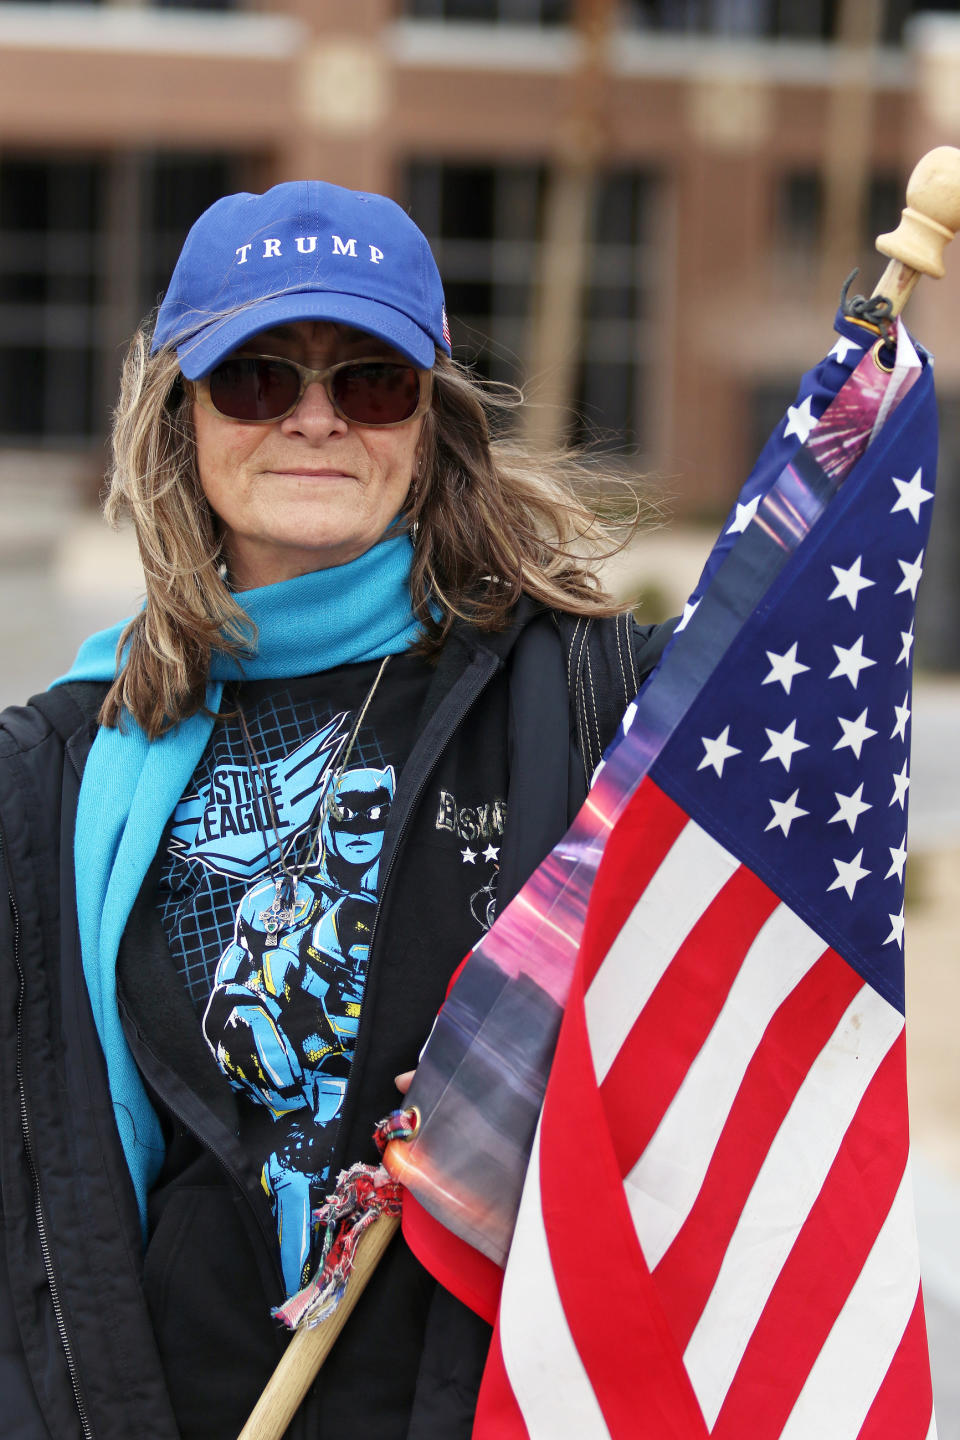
[
  {"x1": 872, "y1": 146, "x2": 960, "y2": 316},
  {"x1": 236, "y1": 1212, "x2": 399, "y2": 1440},
  {"x1": 234, "y1": 143, "x2": 960, "y2": 1440}
]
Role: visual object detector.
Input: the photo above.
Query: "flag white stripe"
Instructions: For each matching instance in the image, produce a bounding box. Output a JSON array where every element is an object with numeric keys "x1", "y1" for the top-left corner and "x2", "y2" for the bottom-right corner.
[
  {"x1": 586, "y1": 821, "x2": 739, "y2": 1081},
  {"x1": 622, "y1": 901, "x2": 826, "y2": 1268},
  {"x1": 927, "y1": 1408, "x2": 939, "y2": 1440},
  {"x1": 684, "y1": 984, "x2": 904, "y2": 1427},
  {"x1": 498, "y1": 1120, "x2": 610, "y2": 1439},
  {"x1": 777, "y1": 1162, "x2": 921, "y2": 1440}
]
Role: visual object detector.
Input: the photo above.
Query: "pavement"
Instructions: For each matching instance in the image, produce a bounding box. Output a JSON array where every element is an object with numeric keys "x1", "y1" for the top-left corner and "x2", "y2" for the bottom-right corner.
[{"x1": 1, "y1": 495, "x2": 958, "y2": 1432}]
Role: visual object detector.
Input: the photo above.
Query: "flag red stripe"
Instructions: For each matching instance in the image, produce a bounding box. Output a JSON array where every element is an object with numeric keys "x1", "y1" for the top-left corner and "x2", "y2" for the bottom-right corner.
[
  {"x1": 400, "y1": 1188, "x2": 502, "y2": 1324},
  {"x1": 601, "y1": 865, "x2": 779, "y2": 1174},
  {"x1": 655, "y1": 947, "x2": 861, "y2": 1347},
  {"x1": 855, "y1": 1287, "x2": 934, "y2": 1440},
  {"x1": 537, "y1": 960, "x2": 710, "y2": 1439},
  {"x1": 710, "y1": 1034, "x2": 909, "y2": 1440},
  {"x1": 579, "y1": 778, "x2": 689, "y2": 989},
  {"x1": 473, "y1": 1321, "x2": 531, "y2": 1439}
]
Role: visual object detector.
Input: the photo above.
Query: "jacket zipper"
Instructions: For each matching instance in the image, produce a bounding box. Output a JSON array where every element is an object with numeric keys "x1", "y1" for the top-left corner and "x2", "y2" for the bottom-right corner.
[
  {"x1": 5, "y1": 829, "x2": 96, "y2": 1440},
  {"x1": 328, "y1": 652, "x2": 500, "y2": 1182},
  {"x1": 119, "y1": 1014, "x2": 288, "y2": 1300}
]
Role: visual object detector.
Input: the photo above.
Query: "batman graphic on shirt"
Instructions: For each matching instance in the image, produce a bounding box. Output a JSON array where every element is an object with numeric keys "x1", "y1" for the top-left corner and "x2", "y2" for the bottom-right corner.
[
  {"x1": 200, "y1": 761, "x2": 394, "y2": 1295},
  {"x1": 164, "y1": 691, "x2": 398, "y2": 1295}
]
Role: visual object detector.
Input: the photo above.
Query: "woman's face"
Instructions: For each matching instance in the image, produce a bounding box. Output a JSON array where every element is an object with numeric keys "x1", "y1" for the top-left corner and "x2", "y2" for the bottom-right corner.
[{"x1": 192, "y1": 320, "x2": 424, "y2": 590}]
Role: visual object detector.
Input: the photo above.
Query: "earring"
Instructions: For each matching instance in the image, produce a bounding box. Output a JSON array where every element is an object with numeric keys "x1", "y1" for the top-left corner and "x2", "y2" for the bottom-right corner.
[{"x1": 409, "y1": 461, "x2": 421, "y2": 544}]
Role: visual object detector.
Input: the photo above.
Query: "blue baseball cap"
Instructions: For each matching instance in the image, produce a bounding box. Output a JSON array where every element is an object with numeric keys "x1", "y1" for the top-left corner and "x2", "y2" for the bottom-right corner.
[{"x1": 152, "y1": 180, "x2": 451, "y2": 378}]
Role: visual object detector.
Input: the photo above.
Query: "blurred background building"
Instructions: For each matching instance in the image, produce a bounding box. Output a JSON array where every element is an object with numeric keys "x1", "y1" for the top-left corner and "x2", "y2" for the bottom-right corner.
[{"x1": 2, "y1": 2, "x2": 960, "y2": 644}]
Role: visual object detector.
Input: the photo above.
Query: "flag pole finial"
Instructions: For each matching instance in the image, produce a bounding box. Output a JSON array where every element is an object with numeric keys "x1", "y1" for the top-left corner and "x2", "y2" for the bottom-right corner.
[{"x1": 873, "y1": 145, "x2": 960, "y2": 314}]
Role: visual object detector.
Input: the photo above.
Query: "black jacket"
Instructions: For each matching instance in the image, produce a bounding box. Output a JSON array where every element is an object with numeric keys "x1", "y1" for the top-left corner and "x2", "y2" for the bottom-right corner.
[{"x1": 0, "y1": 605, "x2": 672, "y2": 1440}]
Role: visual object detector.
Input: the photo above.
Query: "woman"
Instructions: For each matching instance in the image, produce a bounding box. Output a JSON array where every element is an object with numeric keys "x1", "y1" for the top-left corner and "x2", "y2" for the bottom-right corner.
[{"x1": 0, "y1": 181, "x2": 671, "y2": 1439}]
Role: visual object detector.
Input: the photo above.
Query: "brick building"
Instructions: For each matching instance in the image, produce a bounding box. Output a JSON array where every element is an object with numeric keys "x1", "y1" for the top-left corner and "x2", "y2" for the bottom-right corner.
[{"x1": 1, "y1": 0, "x2": 959, "y2": 629}]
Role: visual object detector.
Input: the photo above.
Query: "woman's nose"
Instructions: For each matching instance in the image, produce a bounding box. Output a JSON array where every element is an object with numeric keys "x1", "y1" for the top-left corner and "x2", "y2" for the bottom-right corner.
[{"x1": 279, "y1": 379, "x2": 349, "y2": 440}]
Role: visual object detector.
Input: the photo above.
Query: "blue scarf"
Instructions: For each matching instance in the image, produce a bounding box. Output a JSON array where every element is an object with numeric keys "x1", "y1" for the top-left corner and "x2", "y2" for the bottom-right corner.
[{"x1": 54, "y1": 533, "x2": 423, "y2": 1237}]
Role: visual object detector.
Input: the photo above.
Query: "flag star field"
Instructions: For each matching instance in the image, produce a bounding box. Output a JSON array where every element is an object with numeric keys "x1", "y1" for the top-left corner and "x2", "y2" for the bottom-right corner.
[{"x1": 651, "y1": 461, "x2": 931, "y2": 1013}]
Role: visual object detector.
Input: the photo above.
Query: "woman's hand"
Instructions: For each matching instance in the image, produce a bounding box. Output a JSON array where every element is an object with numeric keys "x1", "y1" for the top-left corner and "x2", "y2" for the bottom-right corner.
[{"x1": 394, "y1": 1070, "x2": 415, "y2": 1095}]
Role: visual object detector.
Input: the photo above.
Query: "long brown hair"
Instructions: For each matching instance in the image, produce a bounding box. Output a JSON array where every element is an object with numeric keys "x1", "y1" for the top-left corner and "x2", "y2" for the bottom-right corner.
[{"x1": 101, "y1": 323, "x2": 646, "y2": 739}]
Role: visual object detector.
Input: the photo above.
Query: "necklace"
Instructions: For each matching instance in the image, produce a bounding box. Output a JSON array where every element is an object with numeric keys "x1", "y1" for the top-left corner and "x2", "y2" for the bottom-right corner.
[{"x1": 236, "y1": 654, "x2": 392, "y2": 947}]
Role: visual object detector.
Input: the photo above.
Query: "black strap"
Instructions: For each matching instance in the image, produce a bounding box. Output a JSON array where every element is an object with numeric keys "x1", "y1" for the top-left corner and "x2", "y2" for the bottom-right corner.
[
  {"x1": 28, "y1": 681, "x2": 109, "y2": 742},
  {"x1": 496, "y1": 611, "x2": 574, "y2": 911},
  {"x1": 557, "y1": 612, "x2": 678, "y2": 787}
]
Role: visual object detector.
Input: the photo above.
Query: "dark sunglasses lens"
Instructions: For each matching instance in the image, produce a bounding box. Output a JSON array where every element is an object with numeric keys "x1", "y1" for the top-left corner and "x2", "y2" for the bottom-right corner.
[
  {"x1": 208, "y1": 357, "x2": 300, "y2": 421},
  {"x1": 332, "y1": 363, "x2": 420, "y2": 425}
]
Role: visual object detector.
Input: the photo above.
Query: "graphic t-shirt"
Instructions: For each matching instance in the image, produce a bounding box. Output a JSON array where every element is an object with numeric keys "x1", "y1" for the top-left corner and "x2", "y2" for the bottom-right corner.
[{"x1": 157, "y1": 654, "x2": 431, "y2": 1296}]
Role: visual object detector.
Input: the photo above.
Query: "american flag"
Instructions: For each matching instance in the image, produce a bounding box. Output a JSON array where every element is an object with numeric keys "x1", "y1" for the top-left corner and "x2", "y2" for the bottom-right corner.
[
  {"x1": 475, "y1": 321, "x2": 936, "y2": 1438},
  {"x1": 387, "y1": 314, "x2": 938, "y2": 1438}
]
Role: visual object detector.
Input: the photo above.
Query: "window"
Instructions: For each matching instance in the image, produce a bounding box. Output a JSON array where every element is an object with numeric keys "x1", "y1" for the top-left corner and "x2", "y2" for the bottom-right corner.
[
  {"x1": 0, "y1": 153, "x2": 244, "y2": 444},
  {"x1": 0, "y1": 158, "x2": 102, "y2": 439},
  {"x1": 153, "y1": 0, "x2": 239, "y2": 10},
  {"x1": 405, "y1": 160, "x2": 656, "y2": 448},
  {"x1": 14, "y1": 0, "x2": 240, "y2": 7},
  {"x1": 575, "y1": 169, "x2": 656, "y2": 449},
  {"x1": 774, "y1": 169, "x2": 903, "y2": 284},
  {"x1": 622, "y1": 0, "x2": 916, "y2": 43},
  {"x1": 403, "y1": 0, "x2": 570, "y2": 23}
]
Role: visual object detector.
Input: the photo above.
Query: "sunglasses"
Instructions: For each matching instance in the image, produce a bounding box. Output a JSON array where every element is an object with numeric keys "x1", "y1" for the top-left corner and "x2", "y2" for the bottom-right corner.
[{"x1": 191, "y1": 353, "x2": 432, "y2": 427}]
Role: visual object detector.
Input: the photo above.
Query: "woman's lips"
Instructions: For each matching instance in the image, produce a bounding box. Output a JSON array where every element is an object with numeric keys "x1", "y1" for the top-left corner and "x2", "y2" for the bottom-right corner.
[{"x1": 268, "y1": 468, "x2": 354, "y2": 479}]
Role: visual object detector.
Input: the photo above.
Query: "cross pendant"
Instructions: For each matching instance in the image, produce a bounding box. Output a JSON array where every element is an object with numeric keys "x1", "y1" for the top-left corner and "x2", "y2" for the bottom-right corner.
[{"x1": 258, "y1": 878, "x2": 299, "y2": 944}]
